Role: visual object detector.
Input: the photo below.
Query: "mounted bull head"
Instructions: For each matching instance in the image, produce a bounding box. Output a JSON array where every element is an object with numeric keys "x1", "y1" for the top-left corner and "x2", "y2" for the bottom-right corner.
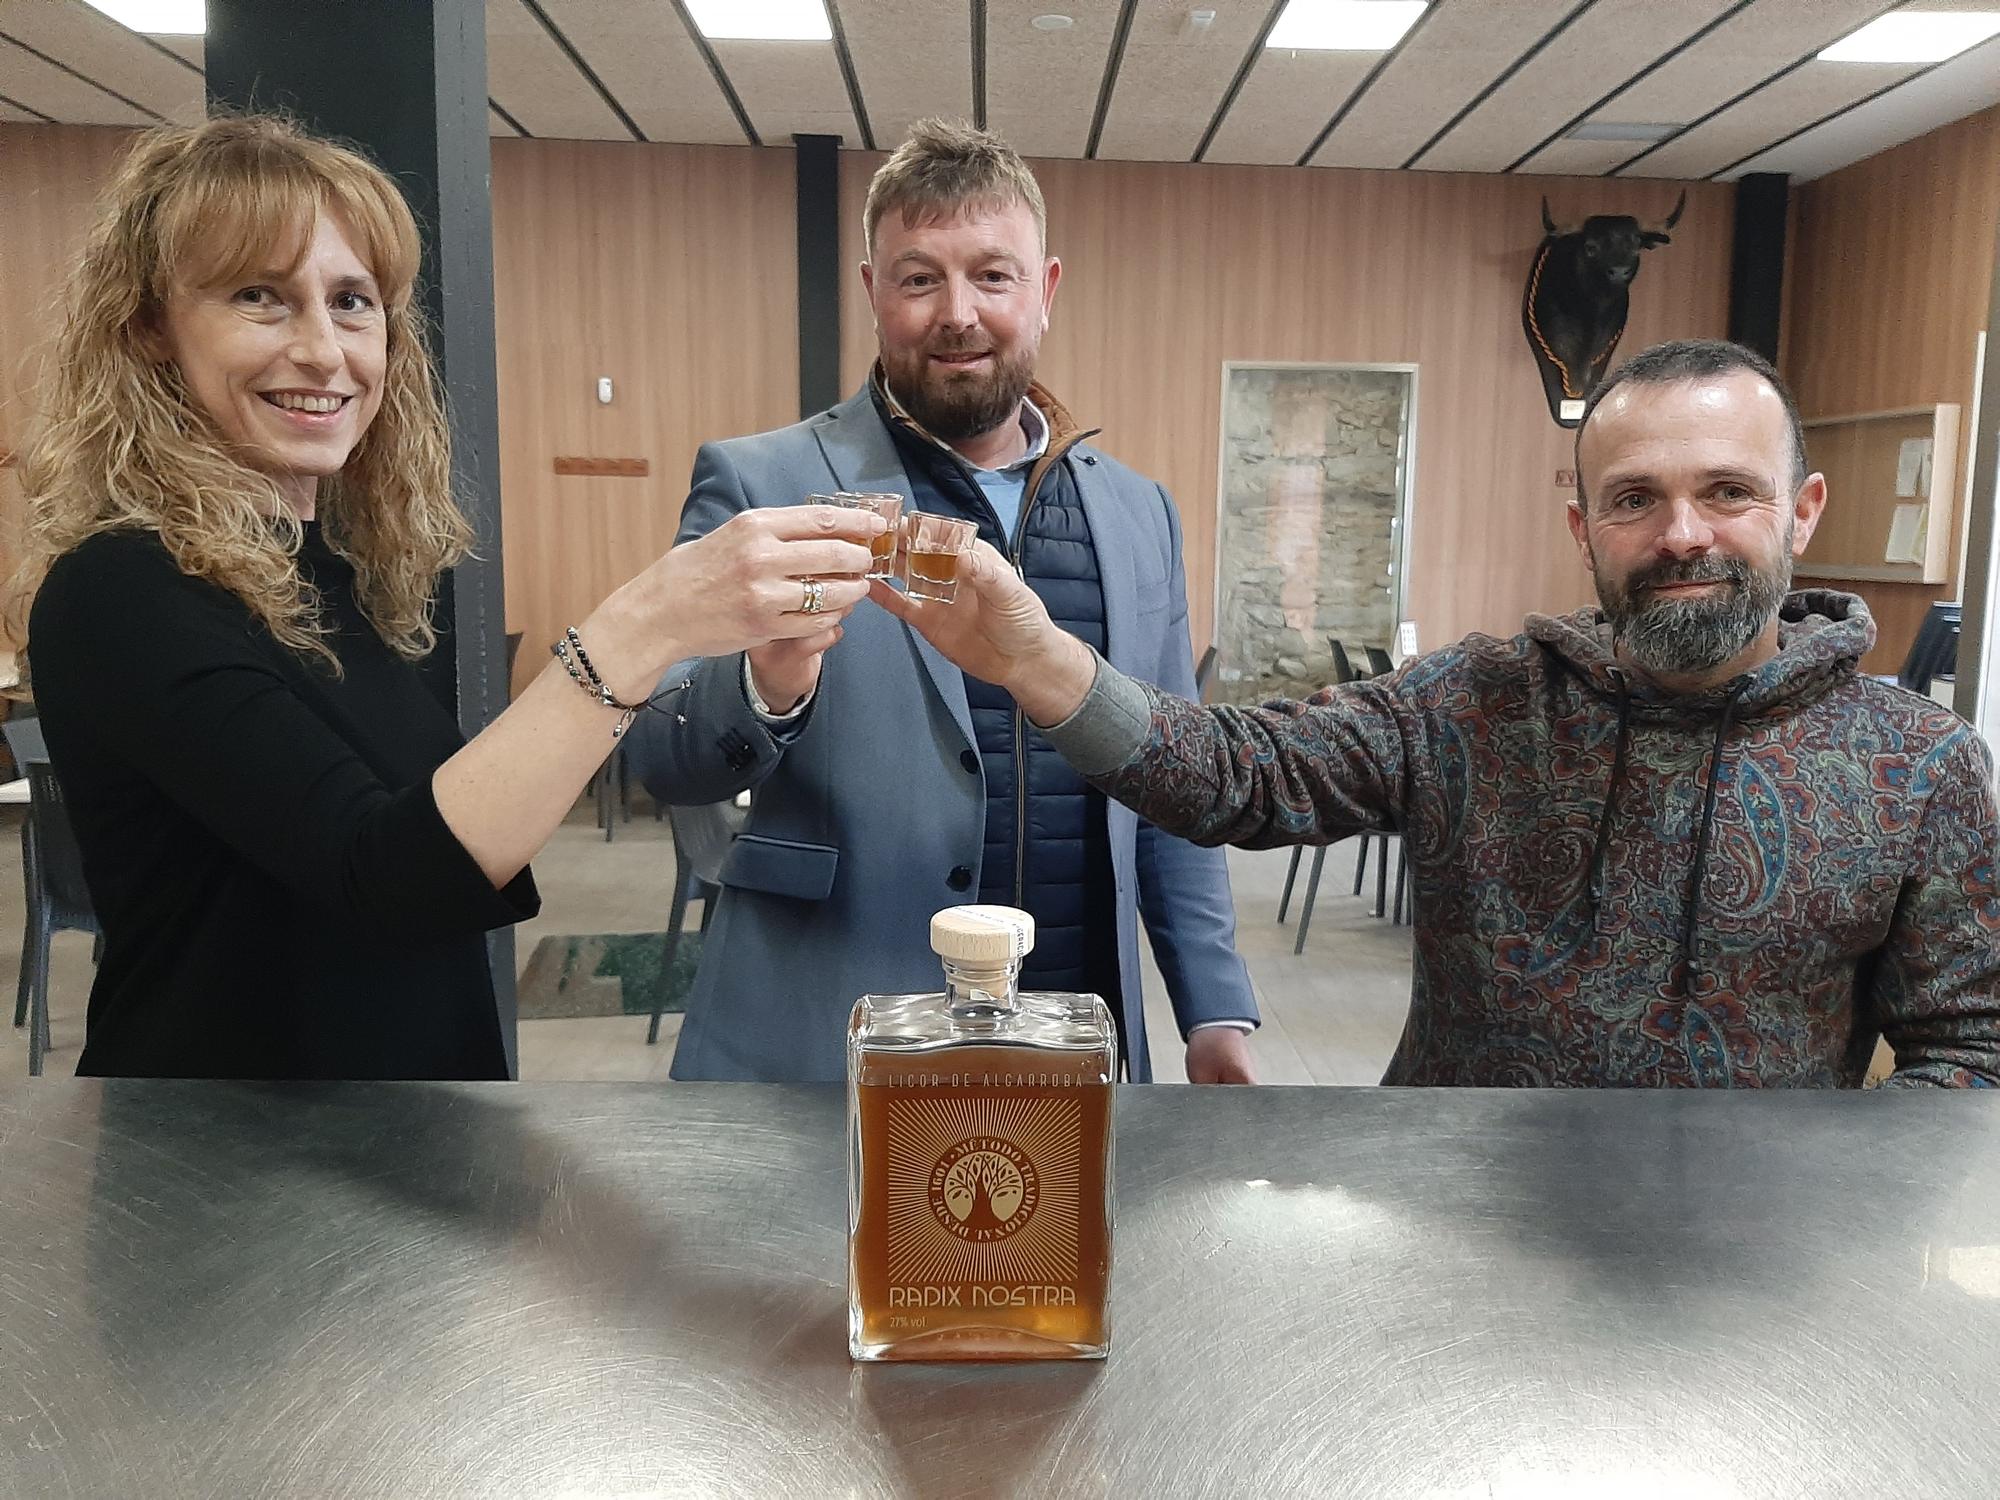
[{"x1": 1522, "y1": 190, "x2": 1685, "y2": 426}]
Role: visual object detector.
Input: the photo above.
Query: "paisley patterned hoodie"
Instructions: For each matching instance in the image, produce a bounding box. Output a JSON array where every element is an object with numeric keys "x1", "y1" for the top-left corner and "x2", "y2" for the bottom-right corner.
[{"x1": 1047, "y1": 590, "x2": 2000, "y2": 1087}]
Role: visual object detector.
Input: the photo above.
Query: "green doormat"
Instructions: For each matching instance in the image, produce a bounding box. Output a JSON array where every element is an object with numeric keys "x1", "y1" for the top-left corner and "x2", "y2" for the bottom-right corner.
[{"x1": 516, "y1": 931, "x2": 702, "y2": 1020}]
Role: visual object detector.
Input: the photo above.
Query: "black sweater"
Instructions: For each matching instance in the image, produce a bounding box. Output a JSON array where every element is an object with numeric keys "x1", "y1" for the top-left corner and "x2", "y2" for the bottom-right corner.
[{"x1": 28, "y1": 525, "x2": 536, "y2": 1079}]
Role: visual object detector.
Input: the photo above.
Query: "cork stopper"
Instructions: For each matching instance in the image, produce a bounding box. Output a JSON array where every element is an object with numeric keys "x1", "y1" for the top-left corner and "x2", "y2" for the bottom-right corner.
[{"x1": 930, "y1": 905, "x2": 1035, "y2": 966}]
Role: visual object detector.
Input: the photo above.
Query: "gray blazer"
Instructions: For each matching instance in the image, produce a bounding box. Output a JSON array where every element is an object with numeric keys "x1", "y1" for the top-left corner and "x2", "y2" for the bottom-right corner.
[{"x1": 625, "y1": 388, "x2": 1258, "y2": 1081}]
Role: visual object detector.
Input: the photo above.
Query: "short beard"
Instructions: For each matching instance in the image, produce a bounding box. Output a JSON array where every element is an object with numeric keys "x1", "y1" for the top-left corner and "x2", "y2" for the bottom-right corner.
[
  {"x1": 883, "y1": 336, "x2": 1036, "y2": 443},
  {"x1": 1595, "y1": 527, "x2": 1793, "y2": 678}
]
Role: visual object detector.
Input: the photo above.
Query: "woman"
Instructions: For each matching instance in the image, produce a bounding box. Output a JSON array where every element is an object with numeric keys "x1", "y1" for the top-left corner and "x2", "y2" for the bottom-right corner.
[{"x1": 11, "y1": 115, "x2": 877, "y2": 1080}]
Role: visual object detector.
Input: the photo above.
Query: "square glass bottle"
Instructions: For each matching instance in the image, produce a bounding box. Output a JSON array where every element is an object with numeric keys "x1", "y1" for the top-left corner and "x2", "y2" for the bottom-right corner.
[{"x1": 848, "y1": 906, "x2": 1116, "y2": 1361}]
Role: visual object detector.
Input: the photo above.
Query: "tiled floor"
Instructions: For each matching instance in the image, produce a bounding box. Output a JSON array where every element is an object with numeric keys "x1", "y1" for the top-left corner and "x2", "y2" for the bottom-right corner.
[{"x1": 0, "y1": 799, "x2": 1414, "y2": 1090}]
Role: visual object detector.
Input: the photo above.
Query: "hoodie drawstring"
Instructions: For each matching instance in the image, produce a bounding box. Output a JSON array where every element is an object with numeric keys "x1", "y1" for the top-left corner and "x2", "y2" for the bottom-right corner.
[
  {"x1": 1583, "y1": 680, "x2": 1633, "y2": 924},
  {"x1": 1677, "y1": 680, "x2": 1750, "y2": 997}
]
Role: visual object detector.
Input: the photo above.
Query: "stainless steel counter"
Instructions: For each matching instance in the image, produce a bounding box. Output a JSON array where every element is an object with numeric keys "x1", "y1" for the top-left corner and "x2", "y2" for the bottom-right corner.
[{"x1": 2, "y1": 1082, "x2": 1996, "y2": 1497}]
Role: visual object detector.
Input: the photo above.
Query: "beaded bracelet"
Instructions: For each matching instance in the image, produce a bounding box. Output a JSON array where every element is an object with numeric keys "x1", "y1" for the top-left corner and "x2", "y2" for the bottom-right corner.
[{"x1": 551, "y1": 628, "x2": 693, "y2": 740}]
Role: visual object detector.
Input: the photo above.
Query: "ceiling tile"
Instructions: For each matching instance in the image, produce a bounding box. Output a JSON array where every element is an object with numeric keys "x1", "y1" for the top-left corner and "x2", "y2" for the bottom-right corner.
[
  {"x1": 157, "y1": 35, "x2": 202, "y2": 69},
  {"x1": 712, "y1": 39, "x2": 856, "y2": 144},
  {"x1": 1597, "y1": 0, "x2": 1892, "y2": 123},
  {"x1": 1727, "y1": 30, "x2": 2000, "y2": 181},
  {"x1": 1094, "y1": 2, "x2": 1270, "y2": 162},
  {"x1": 1314, "y1": 0, "x2": 1583, "y2": 170},
  {"x1": 985, "y1": 0, "x2": 1124, "y2": 159},
  {"x1": 1414, "y1": 0, "x2": 1737, "y2": 172},
  {"x1": 0, "y1": 95, "x2": 46, "y2": 122},
  {"x1": 1203, "y1": 47, "x2": 1376, "y2": 166},
  {"x1": 836, "y1": 0, "x2": 971, "y2": 150},
  {"x1": 485, "y1": 0, "x2": 630, "y2": 141},
  {"x1": 1512, "y1": 137, "x2": 1636, "y2": 176},
  {"x1": 0, "y1": 31, "x2": 153, "y2": 124},
  {"x1": 1, "y1": 0, "x2": 200, "y2": 122},
  {"x1": 1618, "y1": 58, "x2": 1920, "y2": 177},
  {"x1": 533, "y1": 0, "x2": 748, "y2": 145}
]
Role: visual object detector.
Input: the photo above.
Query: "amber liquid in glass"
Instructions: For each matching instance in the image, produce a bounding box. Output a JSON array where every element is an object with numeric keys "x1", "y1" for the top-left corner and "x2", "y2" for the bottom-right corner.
[
  {"x1": 867, "y1": 528, "x2": 899, "y2": 578},
  {"x1": 848, "y1": 980, "x2": 1120, "y2": 1368},
  {"x1": 905, "y1": 548, "x2": 962, "y2": 602}
]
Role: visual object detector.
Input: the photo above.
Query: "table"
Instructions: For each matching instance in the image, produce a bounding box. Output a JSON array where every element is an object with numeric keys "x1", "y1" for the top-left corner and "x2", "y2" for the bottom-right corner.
[{"x1": 3, "y1": 1082, "x2": 1997, "y2": 1497}]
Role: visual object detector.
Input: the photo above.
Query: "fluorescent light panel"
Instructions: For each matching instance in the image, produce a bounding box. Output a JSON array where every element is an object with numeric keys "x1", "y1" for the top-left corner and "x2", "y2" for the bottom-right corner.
[
  {"x1": 80, "y1": 0, "x2": 204, "y2": 34},
  {"x1": 1267, "y1": 0, "x2": 1426, "y2": 52},
  {"x1": 685, "y1": 0, "x2": 831, "y2": 42},
  {"x1": 1819, "y1": 11, "x2": 2000, "y2": 64}
]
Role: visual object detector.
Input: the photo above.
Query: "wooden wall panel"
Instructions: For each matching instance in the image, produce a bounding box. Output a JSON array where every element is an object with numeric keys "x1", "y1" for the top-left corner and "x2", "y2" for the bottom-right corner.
[
  {"x1": 840, "y1": 153, "x2": 1735, "y2": 653},
  {"x1": 490, "y1": 138, "x2": 798, "y2": 690},
  {"x1": 0, "y1": 125, "x2": 136, "y2": 619},
  {"x1": 1784, "y1": 104, "x2": 2000, "y2": 674}
]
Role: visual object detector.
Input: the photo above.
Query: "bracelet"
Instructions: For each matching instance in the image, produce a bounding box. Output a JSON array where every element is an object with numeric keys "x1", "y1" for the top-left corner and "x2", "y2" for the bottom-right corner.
[
  {"x1": 551, "y1": 628, "x2": 697, "y2": 740},
  {"x1": 553, "y1": 631, "x2": 642, "y2": 738}
]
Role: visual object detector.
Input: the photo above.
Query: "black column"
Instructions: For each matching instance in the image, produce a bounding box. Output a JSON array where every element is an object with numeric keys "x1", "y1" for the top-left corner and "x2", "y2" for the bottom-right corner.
[
  {"x1": 205, "y1": 0, "x2": 517, "y2": 1068},
  {"x1": 795, "y1": 132, "x2": 843, "y2": 418},
  {"x1": 1728, "y1": 173, "x2": 1789, "y2": 362}
]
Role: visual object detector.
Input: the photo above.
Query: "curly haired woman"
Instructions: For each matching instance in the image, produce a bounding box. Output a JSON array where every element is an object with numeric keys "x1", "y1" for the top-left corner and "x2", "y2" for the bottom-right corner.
[{"x1": 12, "y1": 116, "x2": 878, "y2": 1080}]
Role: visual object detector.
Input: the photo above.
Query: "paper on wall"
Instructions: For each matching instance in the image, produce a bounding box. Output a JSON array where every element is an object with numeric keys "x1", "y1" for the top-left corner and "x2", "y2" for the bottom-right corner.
[
  {"x1": 1885, "y1": 502, "x2": 1929, "y2": 565},
  {"x1": 1896, "y1": 437, "x2": 1933, "y2": 497}
]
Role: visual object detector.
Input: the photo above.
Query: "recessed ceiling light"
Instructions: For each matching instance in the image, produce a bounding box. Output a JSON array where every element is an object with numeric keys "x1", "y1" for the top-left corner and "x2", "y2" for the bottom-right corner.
[
  {"x1": 1565, "y1": 121, "x2": 1684, "y2": 143},
  {"x1": 1267, "y1": 0, "x2": 1426, "y2": 52},
  {"x1": 79, "y1": 0, "x2": 204, "y2": 34},
  {"x1": 1031, "y1": 14, "x2": 1076, "y2": 31},
  {"x1": 685, "y1": 0, "x2": 831, "y2": 43},
  {"x1": 1819, "y1": 11, "x2": 2000, "y2": 64}
]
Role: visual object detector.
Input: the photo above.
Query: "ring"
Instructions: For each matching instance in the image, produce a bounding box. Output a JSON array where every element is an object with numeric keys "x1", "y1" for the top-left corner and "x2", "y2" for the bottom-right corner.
[{"x1": 799, "y1": 578, "x2": 826, "y2": 615}]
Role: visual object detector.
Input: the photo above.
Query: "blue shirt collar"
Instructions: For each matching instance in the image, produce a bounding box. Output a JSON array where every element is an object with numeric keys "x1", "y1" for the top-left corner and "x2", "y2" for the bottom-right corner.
[{"x1": 879, "y1": 380, "x2": 1051, "y2": 475}]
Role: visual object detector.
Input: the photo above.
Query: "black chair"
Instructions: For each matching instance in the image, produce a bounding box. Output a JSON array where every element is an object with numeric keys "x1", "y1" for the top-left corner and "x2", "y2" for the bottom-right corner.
[
  {"x1": 1329, "y1": 639, "x2": 1357, "y2": 687},
  {"x1": 1276, "y1": 641, "x2": 1409, "y2": 950},
  {"x1": 1195, "y1": 645, "x2": 1218, "y2": 701},
  {"x1": 1351, "y1": 644, "x2": 1408, "y2": 923},
  {"x1": 647, "y1": 799, "x2": 745, "y2": 1044},
  {"x1": 4, "y1": 718, "x2": 99, "y2": 1076},
  {"x1": 1278, "y1": 640, "x2": 1369, "y2": 951},
  {"x1": 594, "y1": 742, "x2": 633, "y2": 842},
  {"x1": 1897, "y1": 603, "x2": 1961, "y2": 697}
]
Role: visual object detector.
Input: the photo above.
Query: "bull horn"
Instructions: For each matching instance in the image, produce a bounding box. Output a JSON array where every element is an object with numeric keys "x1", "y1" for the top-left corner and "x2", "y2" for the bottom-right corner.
[
  {"x1": 1657, "y1": 188, "x2": 1687, "y2": 232},
  {"x1": 1541, "y1": 197, "x2": 1558, "y2": 236}
]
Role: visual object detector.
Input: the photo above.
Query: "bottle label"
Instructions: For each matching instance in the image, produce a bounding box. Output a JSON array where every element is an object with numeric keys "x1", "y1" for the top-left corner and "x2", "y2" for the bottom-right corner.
[{"x1": 887, "y1": 1097, "x2": 1080, "y2": 1290}]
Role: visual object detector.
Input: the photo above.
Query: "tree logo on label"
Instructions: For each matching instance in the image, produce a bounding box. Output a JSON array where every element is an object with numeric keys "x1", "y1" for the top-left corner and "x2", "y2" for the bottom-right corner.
[{"x1": 929, "y1": 1136, "x2": 1039, "y2": 1243}]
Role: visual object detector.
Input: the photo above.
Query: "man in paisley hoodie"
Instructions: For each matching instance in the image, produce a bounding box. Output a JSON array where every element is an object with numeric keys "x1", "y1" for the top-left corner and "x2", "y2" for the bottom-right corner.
[{"x1": 878, "y1": 339, "x2": 2000, "y2": 1088}]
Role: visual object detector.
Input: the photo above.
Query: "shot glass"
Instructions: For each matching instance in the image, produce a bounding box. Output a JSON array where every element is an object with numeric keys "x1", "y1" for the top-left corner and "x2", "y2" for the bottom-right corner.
[
  {"x1": 902, "y1": 512, "x2": 977, "y2": 604},
  {"x1": 828, "y1": 491, "x2": 904, "y2": 580}
]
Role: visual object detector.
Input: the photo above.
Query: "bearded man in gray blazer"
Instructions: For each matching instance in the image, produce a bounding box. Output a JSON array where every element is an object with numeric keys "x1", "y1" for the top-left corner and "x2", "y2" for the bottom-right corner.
[{"x1": 626, "y1": 120, "x2": 1260, "y2": 1083}]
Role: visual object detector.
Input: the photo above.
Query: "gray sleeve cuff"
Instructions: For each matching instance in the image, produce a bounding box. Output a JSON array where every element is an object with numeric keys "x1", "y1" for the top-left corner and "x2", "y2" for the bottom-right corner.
[{"x1": 1036, "y1": 649, "x2": 1151, "y2": 777}]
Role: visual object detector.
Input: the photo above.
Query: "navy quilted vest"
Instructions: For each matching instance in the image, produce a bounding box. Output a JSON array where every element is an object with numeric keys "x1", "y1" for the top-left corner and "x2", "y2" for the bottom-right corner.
[{"x1": 872, "y1": 386, "x2": 1123, "y2": 1021}]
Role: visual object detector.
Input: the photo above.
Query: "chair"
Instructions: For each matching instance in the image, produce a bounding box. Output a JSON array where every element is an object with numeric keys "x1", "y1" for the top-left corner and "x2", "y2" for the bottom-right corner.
[
  {"x1": 646, "y1": 799, "x2": 745, "y2": 1044},
  {"x1": 4, "y1": 718, "x2": 99, "y2": 1076},
  {"x1": 594, "y1": 742, "x2": 633, "y2": 842},
  {"x1": 1277, "y1": 642, "x2": 1408, "y2": 952},
  {"x1": 1897, "y1": 603, "x2": 1961, "y2": 697},
  {"x1": 1278, "y1": 640, "x2": 1362, "y2": 951}
]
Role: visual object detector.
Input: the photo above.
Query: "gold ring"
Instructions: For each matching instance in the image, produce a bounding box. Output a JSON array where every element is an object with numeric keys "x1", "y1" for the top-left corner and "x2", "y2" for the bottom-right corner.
[{"x1": 799, "y1": 578, "x2": 826, "y2": 615}]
